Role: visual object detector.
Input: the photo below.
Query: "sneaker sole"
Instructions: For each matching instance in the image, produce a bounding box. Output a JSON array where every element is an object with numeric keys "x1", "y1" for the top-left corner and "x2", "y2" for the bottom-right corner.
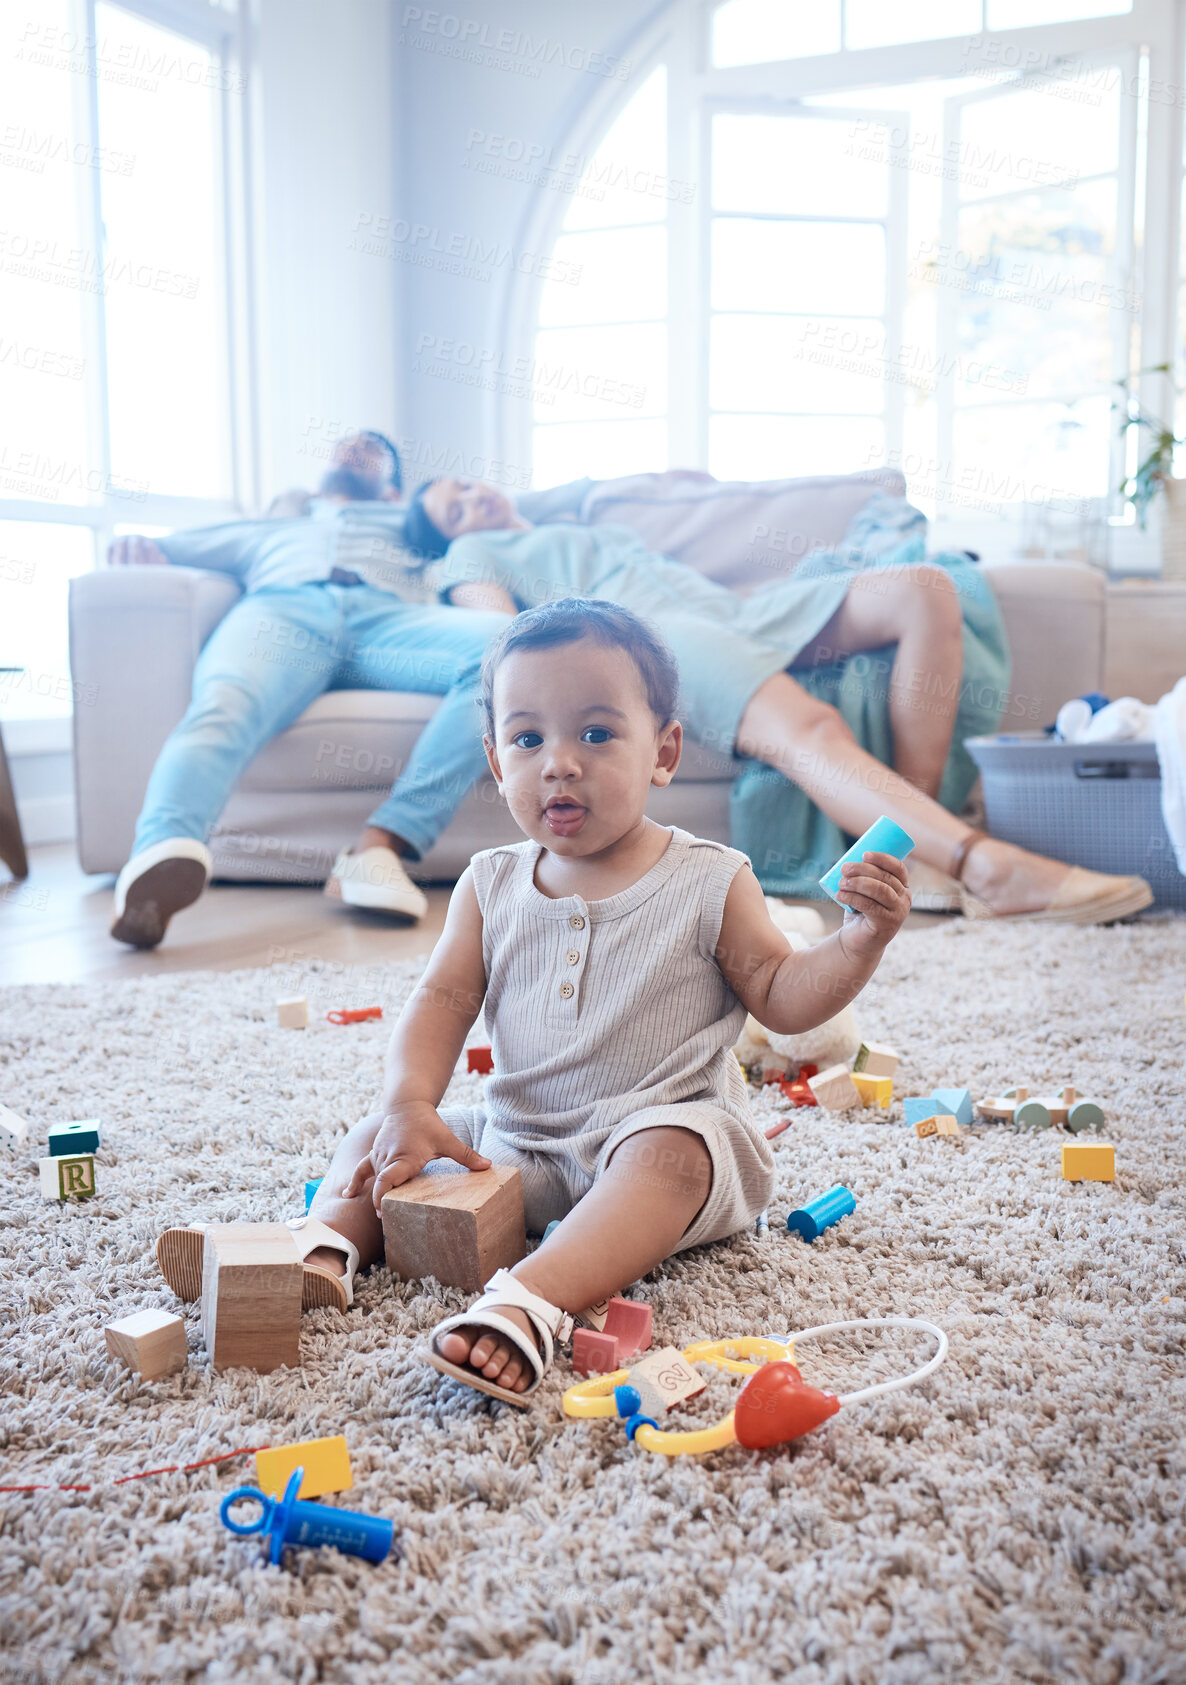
[
  {"x1": 156, "y1": 1226, "x2": 347, "y2": 1312},
  {"x1": 111, "y1": 858, "x2": 207, "y2": 948},
  {"x1": 324, "y1": 877, "x2": 427, "y2": 920}
]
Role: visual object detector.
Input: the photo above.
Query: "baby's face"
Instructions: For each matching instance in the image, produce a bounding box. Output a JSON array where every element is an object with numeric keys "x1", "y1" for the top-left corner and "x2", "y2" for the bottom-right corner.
[{"x1": 485, "y1": 637, "x2": 680, "y2": 858}]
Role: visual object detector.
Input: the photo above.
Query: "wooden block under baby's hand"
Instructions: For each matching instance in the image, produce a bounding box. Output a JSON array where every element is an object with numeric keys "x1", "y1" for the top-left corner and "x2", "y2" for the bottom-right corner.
[
  {"x1": 200, "y1": 1223, "x2": 302, "y2": 1373},
  {"x1": 105, "y1": 1308, "x2": 188, "y2": 1379},
  {"x1": 381, "y1": 1167, "x2": 526, "y2": 1291}
]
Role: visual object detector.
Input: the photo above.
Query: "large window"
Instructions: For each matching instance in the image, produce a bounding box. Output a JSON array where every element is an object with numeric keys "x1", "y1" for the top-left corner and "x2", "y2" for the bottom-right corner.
[
  {"x1": 0, "y1": 0, "x2": 244, "y2": 720},
  {"x1": 524, "y1": 0, "x2": 1172, "y2": 556}
]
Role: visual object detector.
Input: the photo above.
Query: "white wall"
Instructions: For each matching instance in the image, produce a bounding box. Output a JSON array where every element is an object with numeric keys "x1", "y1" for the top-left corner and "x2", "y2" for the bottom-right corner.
[
  {"x1": 251, "y1": 0, "x2": 400, "y2": 502},
  {"x1": 392, "y1": 0, "x2": 664, "y2": 489}
]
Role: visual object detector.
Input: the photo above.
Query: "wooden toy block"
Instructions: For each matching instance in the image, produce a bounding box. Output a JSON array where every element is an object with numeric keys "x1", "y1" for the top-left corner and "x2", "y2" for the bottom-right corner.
[
  {"x1": 914, "y1": 1113, "x2": 959, "y2": 1139},
  {"x1": 466, "y1": 1045, "x2": 494, "y2": 1074},
  {"x1": 853, "y1": 1041, "x2": 900, "y2": 1078},
  {"x1": 852, "y1": 1073, "x2": 893, "y2": 1107},
  {"x1": 904, "y1": 1097, "x2": 941, "y2": 1128},
  {"x1": 572, "y1": 1328, "x2": 619, "y2": 1377},
  {"x1": 0, "y1": 1103, "x2": 29, "y2": 1144},
  {"x1": 200, "y1": 1223, "x2": 302, "y2": 1373},
  {"x1": 105, "y1": 1308, "x2": 187, "y2": 1379},
  {"x1": 931, "y1": 1088, "x2": 973, "y2": 1128},
  {"x1": 39, "y1": 1153, "x2": 96, "y2": 1200},
  {"x1": 806, "y1": 1063, "x2": 862, "y2": 1111},
  {"x1": 47, "y1": 1119, "x2": 101, "y2": 1157},
  {"x1": 276, "y1": 996, "x2": 309, "y2": 1029},
  {"x1": 602, "y1": 1297, "x2": 652, "y2": 1361},
  {"x1": 1061, "y1": 1142, "x2": 1115, "y2": 1182},
  {"x1": 256, "y1": 1435, "x2": 352, "y2": 1500},
  {"x1": 628, "y1": 1346, "x2": 706, "y2": 1413},
  {"x1": 381, "y1": 1167, "x2": 526, "y2": 1291}
]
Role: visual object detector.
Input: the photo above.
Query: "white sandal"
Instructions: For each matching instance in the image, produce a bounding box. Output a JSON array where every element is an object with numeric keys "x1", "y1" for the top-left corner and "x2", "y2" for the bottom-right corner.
[
  {"x1": 428, "y1": 1268, "x2": 573, "y2": 1408},
  {"x1": 156, "y1": 1218, "x2": 359, "y2": 1313}
]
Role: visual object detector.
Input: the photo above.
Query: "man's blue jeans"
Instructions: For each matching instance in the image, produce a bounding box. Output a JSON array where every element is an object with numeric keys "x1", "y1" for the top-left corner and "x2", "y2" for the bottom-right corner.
[{"x1": 132, "y1": 582, "x2": 508, "y2": 862}]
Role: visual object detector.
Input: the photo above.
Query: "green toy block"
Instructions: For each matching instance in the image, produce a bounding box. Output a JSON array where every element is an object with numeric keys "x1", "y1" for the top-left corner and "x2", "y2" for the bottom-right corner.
[{"x1": 47, "y1": 1119, "x2": 101, "y2": 1157}]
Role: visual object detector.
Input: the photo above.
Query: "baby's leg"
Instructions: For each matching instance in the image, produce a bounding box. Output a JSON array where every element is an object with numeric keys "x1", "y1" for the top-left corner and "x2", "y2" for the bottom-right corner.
[
  {"x1": 304, "y1": 1110, "x2": 388, "y2": 1279},
  {"x1": 437, "y1": 1124, "x2": 712, "y2": 1393}
]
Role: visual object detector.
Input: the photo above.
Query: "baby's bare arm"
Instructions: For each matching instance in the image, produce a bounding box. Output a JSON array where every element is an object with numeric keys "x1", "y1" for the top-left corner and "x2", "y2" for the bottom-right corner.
[
  {"x1": 345, "y1": 870, "x2": 491, "y2": 1208},
  {"x1": 715, "y1": 860, "x2": 908, "y2": 1035}
]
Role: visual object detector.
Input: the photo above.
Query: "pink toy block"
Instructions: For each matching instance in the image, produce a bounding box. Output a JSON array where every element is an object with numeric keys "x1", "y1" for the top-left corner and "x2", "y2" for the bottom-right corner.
[
  {"x1": 602, "y1": 1297, "x2": 652, "y2": 1361},
  {"x1": 572, "y1": 1328, "x2": 619, "y2": 1377}
]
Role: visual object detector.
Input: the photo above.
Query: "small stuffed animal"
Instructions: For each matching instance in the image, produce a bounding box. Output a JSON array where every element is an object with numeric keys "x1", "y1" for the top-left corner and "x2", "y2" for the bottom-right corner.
[{"x1": 734, "y1": 900, "x2": 861, "y2": 1079}]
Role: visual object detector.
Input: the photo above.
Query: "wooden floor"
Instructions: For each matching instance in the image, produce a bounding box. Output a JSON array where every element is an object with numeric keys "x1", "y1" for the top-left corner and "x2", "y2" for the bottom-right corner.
[{"x1": 0, "y1": 844, "x2": 946, "y2": 988}]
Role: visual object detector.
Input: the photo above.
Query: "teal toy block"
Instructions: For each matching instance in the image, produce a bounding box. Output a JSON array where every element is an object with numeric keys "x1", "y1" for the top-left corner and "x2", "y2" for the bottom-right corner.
[
  {"x1": 931, "y1": 1088, "x2": 973, "y2": 1128},
  {"x1": 904, "y1": 1097, "x2": 941, "y2": 1128},
  {"x1": 304, "y1": 1179, "x2": 323, "y2": 1212},
  {"x1": 47, "y1": 1119, "x2": 101, "y2": 1158}
]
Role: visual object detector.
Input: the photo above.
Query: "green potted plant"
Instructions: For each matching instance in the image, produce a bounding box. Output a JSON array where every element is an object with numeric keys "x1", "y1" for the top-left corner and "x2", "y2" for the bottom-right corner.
[{"x1": 1114, "y1": 364, "x2": 1186, "y2": 577}]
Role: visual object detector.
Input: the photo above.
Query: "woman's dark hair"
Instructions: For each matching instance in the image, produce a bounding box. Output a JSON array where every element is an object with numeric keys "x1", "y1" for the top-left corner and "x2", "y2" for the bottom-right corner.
[
  {"x1": 480, "y1": 598, "x2": 679, "y2": 738},
  {"x1": 361, "y1": 430, "x2": 402, "y2": 492},
  {"x1": 402, "y1": 479, "x2": 448, "y2": 561}
]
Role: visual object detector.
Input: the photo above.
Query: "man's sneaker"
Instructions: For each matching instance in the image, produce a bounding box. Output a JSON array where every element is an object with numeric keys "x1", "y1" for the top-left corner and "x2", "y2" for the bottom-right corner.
[
  {"x1": 111, "y1": 838, "x2": 212, "y2": 948},
  {"x1": 325, "y1": 846, "x2": 428, "y2": 920}
]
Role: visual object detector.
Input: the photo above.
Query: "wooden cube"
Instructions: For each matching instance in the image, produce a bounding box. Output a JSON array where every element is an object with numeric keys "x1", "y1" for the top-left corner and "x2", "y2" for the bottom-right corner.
[
  {"x1": 853, "y1": 1041, "x2": 900, "y2": 1078},
  {"x1": 276, "y1": 997, "x2": 309, "y2": 1029},
  {"x1": 105, "y1": 1308, "x2": 187, "y2": 1379},
  {"x1": 39, "y1": 1153, "x2": 96, "y2": 1200},
  {"x1": 200, "y1": 1223, "x2": 302, "y2": 1372},
  {"x1": 381, "y1": 1167, "x2": 526, "y2": 1290},
  {"x1": 47, "y1": 1119, "x2": 101, "y2": 1157},
  {"x1": 914, "y1": 1113, "x2": 959, "y2": 1139},
  {"x1": 572, "y1": 1329, "x2": 619, "y2": 1377},
  {"x1": 852, "y1": 1073, "x2": 893, "y2": 1107},
  {"x1": 256, "y1": 1435, "x2": 352, "y2": 1500},
  {"x1": 0, "y1": 1103, "x2": 30, "y2": 1144},
  {"x1": 806, "y1": 1063, "x2": 862, "y2": 1111},
  {"x1": 1061, "y1": 1142, "x2": 1115, "y2": 1182}
]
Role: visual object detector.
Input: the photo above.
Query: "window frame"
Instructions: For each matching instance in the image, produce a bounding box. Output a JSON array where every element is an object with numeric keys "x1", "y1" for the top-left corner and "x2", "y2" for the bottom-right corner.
[{"x1": 502, "y1": 0, "x2": 1183, "y2": 553}]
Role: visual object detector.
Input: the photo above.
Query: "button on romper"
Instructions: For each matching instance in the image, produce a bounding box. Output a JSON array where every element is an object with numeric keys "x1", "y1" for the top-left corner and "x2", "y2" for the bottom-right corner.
[{"x1": 436, "y1": 827, "x2": 776, "y2": 1248}]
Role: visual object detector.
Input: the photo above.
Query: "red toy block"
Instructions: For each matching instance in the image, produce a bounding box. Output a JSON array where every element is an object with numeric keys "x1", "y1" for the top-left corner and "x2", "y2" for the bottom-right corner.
[
  {"x1": 572, "y1": 1328, "x2": 619, "y2": 1376},
  {"x1": 602, "y1": 1297, "x2": 652, "y2": 1361},
  {"x1": 467, "y1": 1046, "x2": 494, "y2": 1074}
]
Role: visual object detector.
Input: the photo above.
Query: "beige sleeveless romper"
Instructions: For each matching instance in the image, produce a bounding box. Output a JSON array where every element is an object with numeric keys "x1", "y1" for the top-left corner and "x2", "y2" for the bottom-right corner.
[{"x1": 436, "y1": 826, "x2": 775, "y2": 1249}]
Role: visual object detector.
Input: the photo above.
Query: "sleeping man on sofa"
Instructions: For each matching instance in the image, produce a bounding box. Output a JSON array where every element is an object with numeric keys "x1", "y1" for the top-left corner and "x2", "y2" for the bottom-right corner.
[{"x1": 108, "y1": 451, "x2": 1149, "y2": 948}]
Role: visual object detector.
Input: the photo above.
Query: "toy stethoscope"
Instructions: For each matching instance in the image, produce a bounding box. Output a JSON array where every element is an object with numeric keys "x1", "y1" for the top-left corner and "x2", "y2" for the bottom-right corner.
[{"x1": 562, "y1": 1317, "x2": 948, "y2": 1457}]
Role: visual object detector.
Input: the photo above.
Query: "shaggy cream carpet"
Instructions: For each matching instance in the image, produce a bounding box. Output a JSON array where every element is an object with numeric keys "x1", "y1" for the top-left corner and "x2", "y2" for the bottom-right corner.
[{"x1": 1, "y1": 920, "x2": 1184, "y2": 1685}]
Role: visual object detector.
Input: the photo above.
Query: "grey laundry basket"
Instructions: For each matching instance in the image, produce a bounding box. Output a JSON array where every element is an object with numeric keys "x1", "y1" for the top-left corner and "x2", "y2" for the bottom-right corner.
[{"x1": 965, "y1": 734, "x2": 1185, "y2": 909}]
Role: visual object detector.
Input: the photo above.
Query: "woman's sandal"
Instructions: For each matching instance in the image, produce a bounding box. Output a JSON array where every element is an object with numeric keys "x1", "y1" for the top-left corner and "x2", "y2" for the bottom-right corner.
[
  {"x1": 428, "y1": 1268, "x2": 574, "y2": 1409},
  {"x1": 951, "y1": 830, "x2": 1153, "y2": 926},
  {"x1": 155, "y1": 1218, "x2": 359, "y2": 1313}
]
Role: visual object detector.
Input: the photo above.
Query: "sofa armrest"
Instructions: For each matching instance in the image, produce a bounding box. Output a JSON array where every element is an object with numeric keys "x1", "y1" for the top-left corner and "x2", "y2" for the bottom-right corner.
[
  {"x1": 980, "y1": 561, "x2": 1105, "y2": 732},
  {"x1": 69, "y1": 566, "x2": 242, "y2": 872}
]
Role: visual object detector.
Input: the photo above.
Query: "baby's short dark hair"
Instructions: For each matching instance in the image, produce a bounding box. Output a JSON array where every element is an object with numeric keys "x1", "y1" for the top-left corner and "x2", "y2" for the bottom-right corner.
[{"x1": 480, "y1": 598, "x2": 679, "y2": 738}]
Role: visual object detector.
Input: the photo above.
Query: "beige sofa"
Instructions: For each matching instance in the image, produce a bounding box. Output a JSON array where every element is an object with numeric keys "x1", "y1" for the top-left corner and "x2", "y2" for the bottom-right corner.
[{"x1": 69, "y1": 495, "x2": 1166, "y2": 883}]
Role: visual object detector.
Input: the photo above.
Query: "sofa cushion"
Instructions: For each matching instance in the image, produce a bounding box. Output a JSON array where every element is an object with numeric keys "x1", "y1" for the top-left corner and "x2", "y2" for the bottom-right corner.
[{"x1": 235, "y1": 689, "x2": 737, "y2": 793}]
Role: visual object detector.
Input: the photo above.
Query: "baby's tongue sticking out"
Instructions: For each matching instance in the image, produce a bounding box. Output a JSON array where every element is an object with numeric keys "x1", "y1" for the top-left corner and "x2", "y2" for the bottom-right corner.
[{"x1": 544, "y1": 800, "x2": 587, "y2": 837}]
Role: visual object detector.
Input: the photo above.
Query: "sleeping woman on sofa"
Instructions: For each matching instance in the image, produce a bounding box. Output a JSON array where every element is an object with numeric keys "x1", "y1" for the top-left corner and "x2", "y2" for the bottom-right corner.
[{"x1": 401, "y1": 475, "x2": 1151, "y2": 924}]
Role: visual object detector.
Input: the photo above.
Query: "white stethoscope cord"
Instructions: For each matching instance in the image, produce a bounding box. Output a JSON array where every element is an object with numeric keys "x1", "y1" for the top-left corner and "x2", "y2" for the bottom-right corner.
[{"x1": 772, "y1": 1316, "x2": 949, "y2": 1405}]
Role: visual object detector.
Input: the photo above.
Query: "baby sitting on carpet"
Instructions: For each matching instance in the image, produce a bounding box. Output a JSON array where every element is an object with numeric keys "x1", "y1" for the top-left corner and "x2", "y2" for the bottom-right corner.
[{"x1": 156, "y1": 599, "x2": 909, "y2": 1404}]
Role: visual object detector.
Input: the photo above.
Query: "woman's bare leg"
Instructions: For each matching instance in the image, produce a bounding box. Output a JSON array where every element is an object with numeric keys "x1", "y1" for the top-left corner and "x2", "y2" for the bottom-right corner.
[
  {"x1": 736, "y1": 673, "x2": 1073, "y2": 912},
  {"x1": 794, "y1": 564, "x2": 965, "y2": 798}
]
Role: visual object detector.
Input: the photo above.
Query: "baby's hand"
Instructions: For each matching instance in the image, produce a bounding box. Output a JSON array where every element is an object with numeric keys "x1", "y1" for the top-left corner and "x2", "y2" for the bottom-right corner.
[
  {"x1": 835, "y1": 849, "x2": 911, "y2": 955},
  {"x1": 344, "y1": 1101, "x2": 492, "y2": 1215}
]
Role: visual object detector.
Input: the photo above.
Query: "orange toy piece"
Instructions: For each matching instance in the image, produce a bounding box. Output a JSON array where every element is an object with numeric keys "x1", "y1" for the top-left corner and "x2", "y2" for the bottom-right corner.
[
  {"x1": 467, "y1": 1046, "x2": 494, "y2": 1074},
  {"x1": 326, "y1": 1007, "x2": 383, "y2": 1025},
  {"x1": 779, "y1": 1063, "x2": 819, "y2": 1109}
]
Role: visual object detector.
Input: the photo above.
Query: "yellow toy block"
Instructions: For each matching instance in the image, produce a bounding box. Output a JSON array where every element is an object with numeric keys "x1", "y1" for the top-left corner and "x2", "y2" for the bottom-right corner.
[
  {"x1": 852, "y1": 1073, "x2": 893, "y2": 1107},
  {"x1": 1061, "y1": 1142, "x2": 1114, "y2": 1182},
  {"x1": 255, "y1": 1435, "x2": 353, "y2": 1500}
]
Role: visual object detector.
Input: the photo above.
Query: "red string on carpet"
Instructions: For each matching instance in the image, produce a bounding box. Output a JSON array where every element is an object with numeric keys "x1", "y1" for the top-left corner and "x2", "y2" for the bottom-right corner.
[{"x1": 0, "y1": 1445, "x2": 269, "y2": 1493}]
